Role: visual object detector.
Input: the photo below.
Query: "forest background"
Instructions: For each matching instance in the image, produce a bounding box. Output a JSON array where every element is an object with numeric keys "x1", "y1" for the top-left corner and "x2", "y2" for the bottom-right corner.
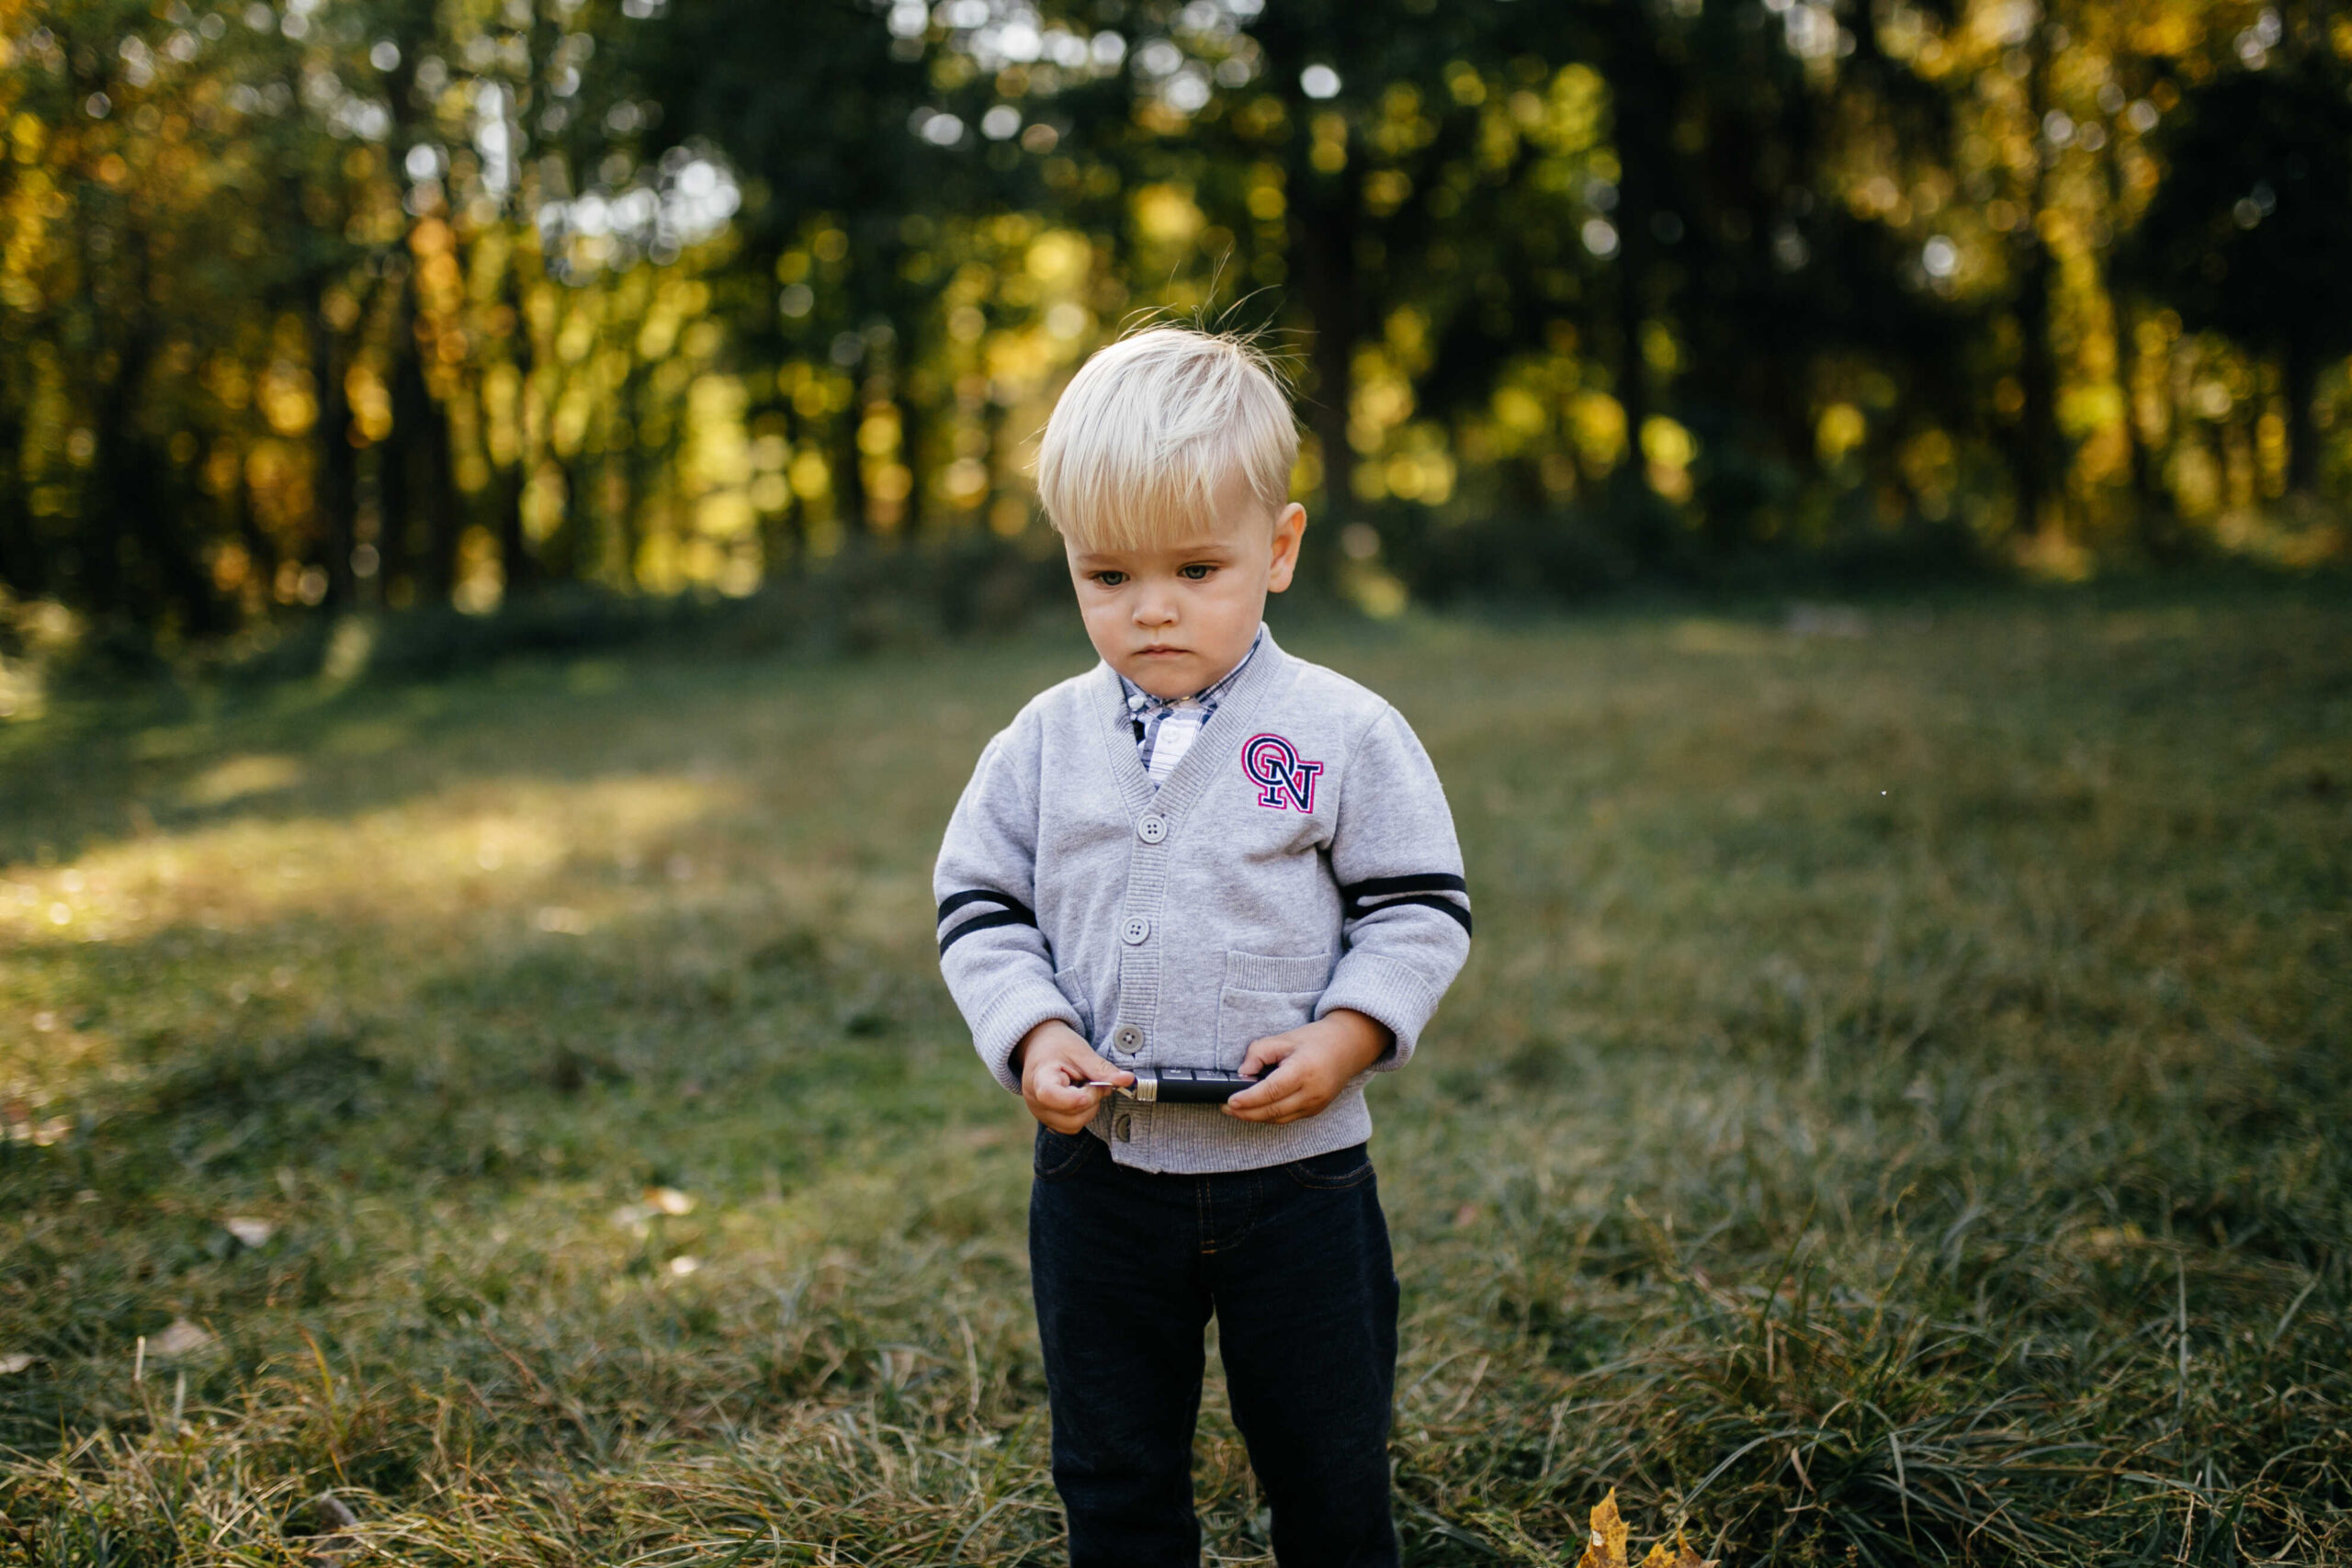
[{"x1": 0, "y1": 0, "x2": 2347, "y2": 682}]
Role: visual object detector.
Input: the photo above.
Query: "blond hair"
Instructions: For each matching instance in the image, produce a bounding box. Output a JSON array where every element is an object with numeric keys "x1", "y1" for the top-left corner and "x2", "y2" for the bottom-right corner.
[{"x1": 1035, "y1": 325, "x2": 1299, "y2": 552}]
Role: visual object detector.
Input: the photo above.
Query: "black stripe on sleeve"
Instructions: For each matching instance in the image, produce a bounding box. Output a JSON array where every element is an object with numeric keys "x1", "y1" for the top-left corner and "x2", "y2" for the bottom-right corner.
[
  {"x1": 936, "y1": 888, "x2": 1037, "y2": 926},
  {"x1": 938, "y1": 906, "x2": 1039, "y2": 955},
  {"x1": 1344, "y1": 891, "x2": 1473, "y2": 937},
  {"x1": 1339, "y1": 872, "x2": 1467, "y2": 900}
]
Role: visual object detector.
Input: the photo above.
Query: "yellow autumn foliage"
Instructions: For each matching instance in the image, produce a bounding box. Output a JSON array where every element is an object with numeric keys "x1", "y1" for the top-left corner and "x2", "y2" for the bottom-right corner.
[{"x1": 1575, "y1": 1488, "x2": 1717, "y2": 1568}]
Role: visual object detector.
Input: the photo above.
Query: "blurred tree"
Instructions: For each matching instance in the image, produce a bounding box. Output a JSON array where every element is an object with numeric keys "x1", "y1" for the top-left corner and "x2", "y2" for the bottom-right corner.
[
  {"x1": 0, "y1": 0, "x2": 2345, "y2": 658},
  {"x1": 2126, "y1": 61, "x2": 2352, "y2": 502},
  {"x1": 620, "y1": 0, "x2": 1001, "y2": 544}
]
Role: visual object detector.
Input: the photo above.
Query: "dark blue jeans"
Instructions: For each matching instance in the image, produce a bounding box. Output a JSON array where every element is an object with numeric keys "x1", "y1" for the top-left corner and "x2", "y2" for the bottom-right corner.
[{"x1": 1028, "y1": 1125, "x2": 1401, "y2": 1568}]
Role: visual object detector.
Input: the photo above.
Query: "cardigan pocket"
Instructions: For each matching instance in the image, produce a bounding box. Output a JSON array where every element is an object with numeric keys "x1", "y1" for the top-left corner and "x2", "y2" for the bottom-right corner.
[
  {"x1": 1052, "y1": 967, "x2": 1095, "y2": 1046},
  {"x1": 1216, "y1": 950, "x2": 1335, "y2": 1065}
]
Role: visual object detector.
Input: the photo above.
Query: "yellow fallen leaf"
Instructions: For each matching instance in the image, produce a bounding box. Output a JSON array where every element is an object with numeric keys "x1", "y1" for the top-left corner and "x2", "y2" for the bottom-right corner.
[
  {"x1": 1577, "y1": 1490, "x2": 1715, "y2": 1568},
  {"x1": 1577, "y1": 1487, "x2": 1629, "y2": 1568},
  {"x1": 1641, "y1": 1533, "x2": 1716, "y2": 1568}
]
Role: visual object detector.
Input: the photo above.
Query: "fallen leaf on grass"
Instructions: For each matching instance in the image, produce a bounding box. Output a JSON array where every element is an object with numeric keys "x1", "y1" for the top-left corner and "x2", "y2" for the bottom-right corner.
[
  {"x1": 0, "y1": 1353, "x2": 34, "y2": 1374},
  {"x1": 1576, "y1": 1488, "x2": 1716, "y2": 1568},
  {"x1": 147, "y1": 1319, "x2": 216, "y2": 1358},
  {"x1": 1578, "y1": 1488, "x2": 1630, "y2": 1567},
  {"x1": 223, "y1": 1216, "x2": 276, "y2": 1247}
]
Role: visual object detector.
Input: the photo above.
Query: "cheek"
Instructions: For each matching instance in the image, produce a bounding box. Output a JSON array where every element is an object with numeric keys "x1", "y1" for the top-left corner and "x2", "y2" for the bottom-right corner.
[{"x1": 1080, "y1": 592, "x2": 1132, "y2": 634}]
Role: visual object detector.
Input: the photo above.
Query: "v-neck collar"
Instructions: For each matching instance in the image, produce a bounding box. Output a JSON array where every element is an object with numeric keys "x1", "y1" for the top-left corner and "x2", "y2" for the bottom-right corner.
[{"x1": 1095, "y1": 626, "x2": 1291, "y2": 824}]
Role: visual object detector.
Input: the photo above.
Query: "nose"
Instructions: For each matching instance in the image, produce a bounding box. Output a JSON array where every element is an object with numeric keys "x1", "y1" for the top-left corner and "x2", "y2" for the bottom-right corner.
[{"x1": 1131, "y1": 584, "x2": 1178, "y2": 626}]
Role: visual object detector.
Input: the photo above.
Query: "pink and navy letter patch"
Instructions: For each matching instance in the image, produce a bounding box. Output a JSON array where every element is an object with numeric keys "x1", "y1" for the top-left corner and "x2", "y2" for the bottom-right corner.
[{"x1": 1241, "y1": 732, "x2": 1323, "y2": 812}]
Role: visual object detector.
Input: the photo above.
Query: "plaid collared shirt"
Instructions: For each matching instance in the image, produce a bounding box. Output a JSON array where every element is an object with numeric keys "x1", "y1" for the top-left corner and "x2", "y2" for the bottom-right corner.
[{"x1": 1116, "y1": 625, "x2": 1267, "y2": 786}]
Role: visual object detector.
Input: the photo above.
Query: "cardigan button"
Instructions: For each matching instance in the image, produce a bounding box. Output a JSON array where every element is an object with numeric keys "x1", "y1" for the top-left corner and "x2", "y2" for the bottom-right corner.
[
  {"x1": 1136, "y1": 816, "x2": 1169, "y2": 843},
  {"x1": 1120, "y1": 917, "x2": 1150, "y2": 945},
  {"x1": 1114, "y1": 1115, "x2": 1133, "y2": 1143},
  {"x1": 1112, "y1": 1024, "x2": 1143, "y2": 1052}
]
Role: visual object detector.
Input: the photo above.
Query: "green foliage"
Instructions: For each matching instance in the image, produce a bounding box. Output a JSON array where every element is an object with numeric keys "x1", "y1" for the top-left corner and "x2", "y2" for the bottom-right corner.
[
  {"x1": 0, "y1": 0, "x2": 2346, "y2": 653},
  {"x1": 0, "y1": 591, "x2": 2346, "y2": 1562}
]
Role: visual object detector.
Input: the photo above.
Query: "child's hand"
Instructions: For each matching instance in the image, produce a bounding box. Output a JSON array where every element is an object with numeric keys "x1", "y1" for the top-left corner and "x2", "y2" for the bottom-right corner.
[
  {"x1": 1225, "y1": 1009, "x2": 1393, "y2": 1125},
  {"x1": 1013, "y1": 1019, "x2": 1132, "y2": 1134}
]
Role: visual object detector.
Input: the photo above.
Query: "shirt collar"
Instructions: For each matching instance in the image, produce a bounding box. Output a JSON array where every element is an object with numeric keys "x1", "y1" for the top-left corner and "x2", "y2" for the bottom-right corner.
[{"x1": 1116, "y1": 624, "x2": 1267, "y2": 714}]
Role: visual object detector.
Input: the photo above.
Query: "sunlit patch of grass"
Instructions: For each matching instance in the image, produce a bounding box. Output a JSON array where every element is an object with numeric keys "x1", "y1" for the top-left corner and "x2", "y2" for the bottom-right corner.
[{"x1": 1, "y1": 592, "x2": 2346, "y2": 1564}]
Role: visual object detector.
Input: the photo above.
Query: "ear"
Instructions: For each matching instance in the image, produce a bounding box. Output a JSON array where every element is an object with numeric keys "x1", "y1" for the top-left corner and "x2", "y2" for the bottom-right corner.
[{"x1": 1265, "y1": 503, "x2": 1307, "y2": 592}]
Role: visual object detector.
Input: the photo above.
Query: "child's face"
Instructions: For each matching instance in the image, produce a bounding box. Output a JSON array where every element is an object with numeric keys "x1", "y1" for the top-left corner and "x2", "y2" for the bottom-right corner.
[{"x1": 1066, "y1": 483, "x2": 1306, "y2": 698}]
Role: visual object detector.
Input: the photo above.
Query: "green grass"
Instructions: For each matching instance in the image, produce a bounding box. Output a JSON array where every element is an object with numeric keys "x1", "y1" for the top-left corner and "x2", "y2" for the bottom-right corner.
[{"x1": 1, "y1": 588, "x2": 2346, "y2": 1564}]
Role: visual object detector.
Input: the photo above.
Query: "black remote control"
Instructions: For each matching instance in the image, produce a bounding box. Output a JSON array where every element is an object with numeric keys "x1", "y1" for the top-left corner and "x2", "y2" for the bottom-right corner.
[{"x1": 1099, "y1": 1066, "x2": 1261, "y2": 1104}]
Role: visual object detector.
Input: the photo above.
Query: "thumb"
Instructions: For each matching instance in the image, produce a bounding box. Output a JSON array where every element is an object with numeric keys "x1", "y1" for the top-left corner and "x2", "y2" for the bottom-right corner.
[{"x1": 1069, "y1": 1047, "x2": 1132, "y2": 1088}]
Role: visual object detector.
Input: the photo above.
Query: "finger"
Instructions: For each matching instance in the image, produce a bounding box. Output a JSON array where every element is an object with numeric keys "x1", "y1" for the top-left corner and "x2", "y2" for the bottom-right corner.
[
  {"x1": 1064, "y1": 1050, "x2": 1132, "y2": 1088},
  {"x1": 1238, "y1": 1037, "x2": 1295, "y2": 1078},
  {"x1": 1227, "y1": 1085, "x2": 1314, "y2": 1122},
  {"x1": 1033, "y1": 1079, "x2": 1102, "y2": 1112},
  {"x1": 1225, "y1": 1068, "x2": 1293, "y2": 1110},
  {"x1": 1227, "y1": 1066, "x2": 1317, "y2": 1118}
]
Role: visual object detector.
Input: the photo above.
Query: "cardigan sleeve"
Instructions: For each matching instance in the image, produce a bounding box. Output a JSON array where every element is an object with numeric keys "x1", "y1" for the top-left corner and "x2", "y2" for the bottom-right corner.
[
  {"x1": 1313, "y1": 704, "x2": 1473, "y2": 1070},
  {"x1": 933, "y1": 719, "x2": 1083, "y2": 1093}
]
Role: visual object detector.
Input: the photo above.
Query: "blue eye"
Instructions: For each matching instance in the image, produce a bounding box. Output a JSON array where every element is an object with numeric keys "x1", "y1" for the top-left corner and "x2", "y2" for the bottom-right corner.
[
  {"x1": 1179, "y1": 564, "x2": 1213, "y2": 580},
  {"x1": 1093, "y1": 570, "x2": 1126, "y2": 587}
]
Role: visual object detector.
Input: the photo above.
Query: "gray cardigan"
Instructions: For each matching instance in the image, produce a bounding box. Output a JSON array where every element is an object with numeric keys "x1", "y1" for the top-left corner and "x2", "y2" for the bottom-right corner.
[{"x1": 933, "y1": 627, "x2": 1472, "y2": 1173}]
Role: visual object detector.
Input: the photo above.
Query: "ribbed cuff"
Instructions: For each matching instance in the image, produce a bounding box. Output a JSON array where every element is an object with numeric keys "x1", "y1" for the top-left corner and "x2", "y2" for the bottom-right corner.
[
  {"x1": 973, "y1": 982, "x2": 1084, "y2": 1094},
  {"x1": 1315, "y1": 953, "x2": 1442, "y2": 1071}
]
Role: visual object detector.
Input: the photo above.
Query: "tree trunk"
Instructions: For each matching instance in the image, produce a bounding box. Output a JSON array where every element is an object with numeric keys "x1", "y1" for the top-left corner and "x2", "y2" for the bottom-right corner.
[
  {"x1": 492, "y1": 62, "x2": 542, "y2": 599},
  {"x1": 2101, "y1": 141, "x2": 2173, "y2": 556},
  {"x1": 495, "y1": 272, "x2": 537, "y2": 598},
  {"x1": 543, "y1": 454, "x2": 585, "y2": 580},
  {"x1": 494, "y1": 460, "x2": 530, "y2": 601},
  {"x1": 834, "y1": 402, "x2": 869, "y2": 533},
  {"x1": 91, "y1": 320, "x2": 217, "y2": 630},
  {"x1": 311, "y1": 304, "x2": 359, "y2": 610},
  {"x1": 1290, "y1": 167, "x2": 1363, "y2": 524},
  {"x1": 0, "y1": 394, "x2": 32, "y2": 599},
  {"x1": 2281, "y1": 333, "x2": 2321, "y2": 499},
  {"x1": 894, "y1": 389, "x2": 924, "y2": 537},
  {"x1": 2010, "y1": 20, "x2": 2064, "y2": 540},
  {"x1": 422, "y1": 388, "x2": 461, "y2": 603},
  {"x1": 1608, "y1": 0, "x2": 1670, "y2": 459},
  {"x1": 380, "y1": 267, "x2": 433, "y2": 603},
  {"x1": 376, "y1": 409, "x2": 413, "y2": 604},
  {"x1": 2119, "y1": 307, "x2": 2180, "y2": 560},
  {"x1": 757, "y1": 406, "x2": 798, "y2": 574},
  {"x1": 233, "y1": 444, "x2": 279, "y2": 602}
]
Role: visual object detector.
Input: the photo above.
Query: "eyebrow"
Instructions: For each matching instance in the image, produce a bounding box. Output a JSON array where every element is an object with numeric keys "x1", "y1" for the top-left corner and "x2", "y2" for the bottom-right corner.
[{"x1": 1073, "y1": 541, "x2": 1237, "y2": 568}]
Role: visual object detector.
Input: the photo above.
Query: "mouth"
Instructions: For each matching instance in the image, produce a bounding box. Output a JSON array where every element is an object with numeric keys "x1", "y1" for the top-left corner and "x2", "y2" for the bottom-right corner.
[{"x1": 1136, "y1": 645, "x2": 1188, "y2": 657}]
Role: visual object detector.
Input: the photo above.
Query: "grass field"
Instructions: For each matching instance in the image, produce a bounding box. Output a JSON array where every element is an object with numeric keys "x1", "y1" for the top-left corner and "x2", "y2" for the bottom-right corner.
[{"x1": 2, "y1": 588, "x2": 2346, "y2": 1565}]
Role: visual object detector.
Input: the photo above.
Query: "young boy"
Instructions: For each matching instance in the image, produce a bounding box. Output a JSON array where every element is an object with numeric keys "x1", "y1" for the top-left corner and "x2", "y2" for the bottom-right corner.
[{"x1": 933, "y1": 326, "x2": 1472, "y2": 1567}]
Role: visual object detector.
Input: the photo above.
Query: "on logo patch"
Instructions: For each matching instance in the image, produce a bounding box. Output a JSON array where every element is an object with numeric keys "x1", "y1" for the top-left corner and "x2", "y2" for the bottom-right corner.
[{"x1": 1241, "y1": 732, "x2": 1324, "y2": 812}]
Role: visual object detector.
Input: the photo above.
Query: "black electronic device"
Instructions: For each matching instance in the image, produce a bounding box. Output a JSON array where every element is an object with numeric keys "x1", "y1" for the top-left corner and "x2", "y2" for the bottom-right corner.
[{"x1": 1085, "y1": 1066, "x2": 1262, "y2": 1104}]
